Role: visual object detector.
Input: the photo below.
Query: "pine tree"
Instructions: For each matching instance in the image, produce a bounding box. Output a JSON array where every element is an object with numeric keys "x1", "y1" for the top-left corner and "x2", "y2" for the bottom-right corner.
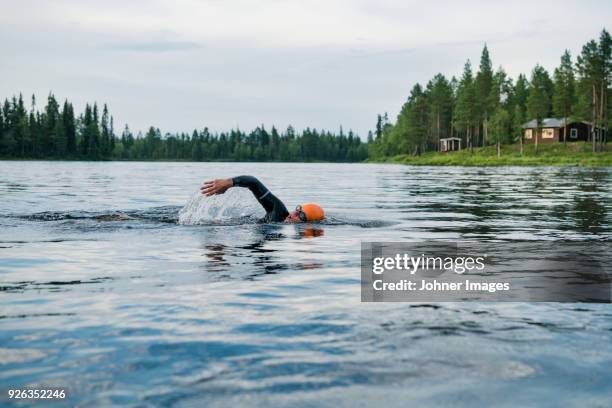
[
  {"x1": 29, "y1": 96, "x2": 39, "y2": 157},
  {"x1": 553, "y1": 50, "x2": 576, "y2": 145},
  {"x1": 121, "y1": 124, "x2": 134, "y2": 159},
  {"x1": 454, "y1": 60, "x2": 477, "y2": 151},
  {"x1": 110, "y1": 116, "x2": 115, "y2": 154},
  {"x1": 475, "y1": 44, "x2": 494, "y2": 146},
  {"x1": 514, "y1": 74, "x2": 530, "y2": 117},
  {"x1": 89, "y1": 103, "x2": 101, "y2": 158},
  {"x1": 15, "y1": 94, "x2": 29, "y2": 157},
  {"x1": 270, "y1": 126, "x2": 280, "y2": 159},
  {"x1": 63, "y1": 102, "x2": 76, "y2": 155},
  {"x1": 44, "y1": 94, "x2": 60, "y2": 156},
  {"x1": 100, "y1": 104, "x2": 110, "y2": 158},
  {"x1": 527, "y1": 65, "x2": 552, "y2": 154},
  {"x1": 375, "y1": 114, "x2": 383, "y2": 140},
  {"x1": 426, "y1": 74, "x2": 454, "y2": 149},
  {"x1": 576, "y1": 40, "x2": 597, "y2": 150},
  {"x1": 81, "y1": 105, "x2": 92, "y2": 156}
]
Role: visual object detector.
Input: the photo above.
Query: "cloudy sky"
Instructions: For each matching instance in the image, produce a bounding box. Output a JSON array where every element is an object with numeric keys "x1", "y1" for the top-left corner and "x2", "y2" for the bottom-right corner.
[{"x1": 1, "y1": 0, "x2": 610, "y2": 137}]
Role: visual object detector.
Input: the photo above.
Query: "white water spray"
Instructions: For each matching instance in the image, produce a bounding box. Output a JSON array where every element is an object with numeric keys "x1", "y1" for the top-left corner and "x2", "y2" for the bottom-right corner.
[{"x1": 178, "y1": 188, "x2": 265, "y2": 225}]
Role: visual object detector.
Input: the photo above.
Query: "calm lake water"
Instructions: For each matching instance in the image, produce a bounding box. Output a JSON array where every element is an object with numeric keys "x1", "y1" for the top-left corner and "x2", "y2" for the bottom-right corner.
[{"x1": 1, "y1": 161, "x2": 612, "y2": 407}]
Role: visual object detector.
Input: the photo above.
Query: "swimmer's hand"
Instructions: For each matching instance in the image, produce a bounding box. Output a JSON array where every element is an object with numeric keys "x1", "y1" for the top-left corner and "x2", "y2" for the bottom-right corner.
[{"x1": 201, "y1": 178, "x2": 233, "y2": 196}]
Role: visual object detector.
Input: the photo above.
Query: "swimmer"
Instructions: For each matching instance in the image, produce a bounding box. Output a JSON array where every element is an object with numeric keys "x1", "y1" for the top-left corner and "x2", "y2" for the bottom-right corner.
[{"x1": 201, "y1": 175, "x2": 324, "y2": 223}]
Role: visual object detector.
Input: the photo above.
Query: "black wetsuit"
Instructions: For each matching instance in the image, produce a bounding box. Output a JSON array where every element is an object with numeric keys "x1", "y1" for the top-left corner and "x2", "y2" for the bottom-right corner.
[{"x1": 232, "y1": 176, "x2": 289, "y2": 222}]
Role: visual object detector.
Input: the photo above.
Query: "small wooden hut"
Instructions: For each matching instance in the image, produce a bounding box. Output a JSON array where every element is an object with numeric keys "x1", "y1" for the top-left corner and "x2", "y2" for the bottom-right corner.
[{"x1": 440, "y1": 137, "x2": 462, "y2": 152}]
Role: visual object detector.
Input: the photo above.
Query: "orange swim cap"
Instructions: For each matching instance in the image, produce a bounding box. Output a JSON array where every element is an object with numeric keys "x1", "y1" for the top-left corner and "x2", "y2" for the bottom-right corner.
[{"x1": 301, "y1": 203, "x2": 325, "y2": 221}]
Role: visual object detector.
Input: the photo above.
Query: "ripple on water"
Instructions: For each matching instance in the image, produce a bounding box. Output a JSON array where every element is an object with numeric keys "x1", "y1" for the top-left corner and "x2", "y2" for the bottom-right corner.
[{"x1": 1, "y1": 163, "x2": 611, "y2": 406}]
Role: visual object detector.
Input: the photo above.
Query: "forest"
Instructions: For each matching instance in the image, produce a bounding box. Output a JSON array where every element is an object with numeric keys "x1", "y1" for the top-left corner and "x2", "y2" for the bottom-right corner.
[
  {"x1": 369, "y1": 28, "x2": 611, "y2": 157},
  {"x1": 0, "y1": 97, "x2": 366, "y2": 162}
]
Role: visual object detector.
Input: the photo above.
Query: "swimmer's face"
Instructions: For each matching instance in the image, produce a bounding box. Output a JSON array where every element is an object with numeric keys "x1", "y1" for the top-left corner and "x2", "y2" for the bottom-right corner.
[
  {"x1": 285, "y1": 210, "x2": 302, "y2": 223},
  {"x1": 285, "y1": 205, "x2": 308, "y2": 223}
]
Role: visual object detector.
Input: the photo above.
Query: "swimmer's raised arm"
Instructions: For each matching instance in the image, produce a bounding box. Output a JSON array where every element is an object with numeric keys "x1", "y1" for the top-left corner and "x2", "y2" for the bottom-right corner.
[
  {"x1": 201, "y1": 176, "x2": 286, "y2": 221},
  {"x1": 200, "y1": 176, "x2": 267, "y2": 200}
]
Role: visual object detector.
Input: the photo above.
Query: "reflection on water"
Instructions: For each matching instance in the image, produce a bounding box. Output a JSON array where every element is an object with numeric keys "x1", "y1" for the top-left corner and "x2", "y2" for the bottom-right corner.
[
  {"x1": 200, "y1": 225, "x2": 326, "y2": 279},
  {"x1": 300, "y1": 227, "x2": 325, "y2": 238},
  {"x1": 0, "y1": 162, "x2": 611, "y2": 407},
  {"x1": 204, "y1": 244, "x2": 230, "y2": 271}
]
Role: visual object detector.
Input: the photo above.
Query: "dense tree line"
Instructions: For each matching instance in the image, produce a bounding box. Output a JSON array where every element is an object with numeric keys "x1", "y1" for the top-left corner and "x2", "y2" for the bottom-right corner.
[
  {"x1": 370, "y1": 28, "x2": 611, "y2": 157},
  {"x1": 0, "y1": 94, "x2": 366, "y2": 161},
  {"x1": 118, "y1": 125, "x2": 366, "y2": 162}
]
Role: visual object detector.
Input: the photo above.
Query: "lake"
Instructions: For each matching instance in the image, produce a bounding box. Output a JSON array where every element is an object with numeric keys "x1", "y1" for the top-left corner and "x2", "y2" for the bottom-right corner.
[{"x1": 1, "y1": 161, "x2": 612, "y2": 407}]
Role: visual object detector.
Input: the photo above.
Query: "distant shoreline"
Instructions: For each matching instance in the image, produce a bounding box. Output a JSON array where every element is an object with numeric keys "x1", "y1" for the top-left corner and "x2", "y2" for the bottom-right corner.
[
  {"x1": 2, "y1": 142, "x2": 611, "y2": 167},
  {"x1": 371, "y1": 142, "x2": 612, "y2": 167}
]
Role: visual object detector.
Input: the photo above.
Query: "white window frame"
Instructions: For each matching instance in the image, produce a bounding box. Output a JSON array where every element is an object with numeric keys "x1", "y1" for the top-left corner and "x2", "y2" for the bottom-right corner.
[
  {"x1": 570, "y1": 128, "x2": 578, "y2": 139},
  {"x1": 525, "y1": 129, "x2": 532, "y2": 139},
  {"x1": 542, "y1": 128, "x2": 554, "y2": 139}
]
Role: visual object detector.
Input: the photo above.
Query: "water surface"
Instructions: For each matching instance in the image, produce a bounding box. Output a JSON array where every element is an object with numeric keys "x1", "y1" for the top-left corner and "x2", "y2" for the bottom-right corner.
[{"x1": 1, "y1": 162, "x2": 611, "y2": 407}]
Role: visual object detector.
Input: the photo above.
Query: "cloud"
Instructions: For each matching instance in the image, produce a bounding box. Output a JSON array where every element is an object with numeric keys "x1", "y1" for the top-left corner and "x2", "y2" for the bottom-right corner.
[{"x1": 107, "y1": 40, "x2": 202, "y2": 53}]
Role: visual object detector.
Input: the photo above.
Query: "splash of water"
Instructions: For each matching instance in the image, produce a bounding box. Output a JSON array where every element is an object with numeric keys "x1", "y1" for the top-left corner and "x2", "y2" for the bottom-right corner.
[{"x1": 178, "y1": 188, "x2": 265, "y2": 225}]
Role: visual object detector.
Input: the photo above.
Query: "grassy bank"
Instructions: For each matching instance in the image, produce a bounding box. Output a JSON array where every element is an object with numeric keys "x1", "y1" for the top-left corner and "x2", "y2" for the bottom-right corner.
[{"x1": 377, "y1": 142, "x2": 612, "y2": 167}]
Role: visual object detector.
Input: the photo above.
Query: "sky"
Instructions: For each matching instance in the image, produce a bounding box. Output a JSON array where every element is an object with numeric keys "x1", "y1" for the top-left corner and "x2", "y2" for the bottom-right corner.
[{"x1": 1, "y1": 0, "x2": 610, "y2": 138}]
